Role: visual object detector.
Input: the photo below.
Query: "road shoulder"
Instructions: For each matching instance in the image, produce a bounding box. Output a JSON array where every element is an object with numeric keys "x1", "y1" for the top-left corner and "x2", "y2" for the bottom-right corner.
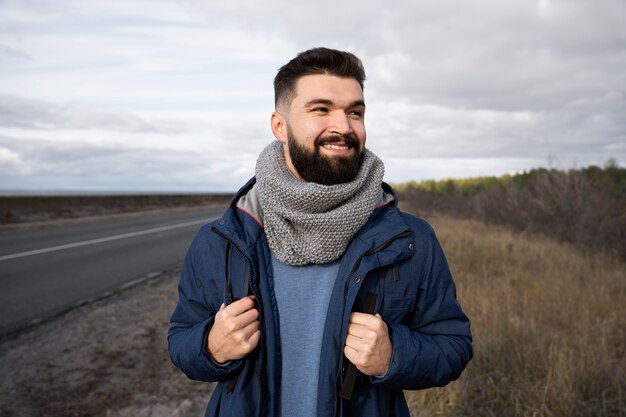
[{"x1": 0, "y1": 268, "x2": 213, "y2": 417}]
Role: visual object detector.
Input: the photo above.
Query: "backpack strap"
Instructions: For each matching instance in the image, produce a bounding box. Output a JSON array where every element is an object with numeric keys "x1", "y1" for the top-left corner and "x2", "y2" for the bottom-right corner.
[
  {"x1": 222, "y1": 241, "x2": 251, "y2": 392},
  {"x1": 339, "y1": 291, "x2": 378, "y2": 400},
  {"x1": 224, "y1": 241, "x2": 250, "y2": 304}
]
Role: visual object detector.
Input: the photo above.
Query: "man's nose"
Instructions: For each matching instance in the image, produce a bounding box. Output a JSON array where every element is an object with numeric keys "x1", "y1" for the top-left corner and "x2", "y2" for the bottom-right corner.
[{"x1": 329, "y1": 112, "x2": 354, "y2": 136}]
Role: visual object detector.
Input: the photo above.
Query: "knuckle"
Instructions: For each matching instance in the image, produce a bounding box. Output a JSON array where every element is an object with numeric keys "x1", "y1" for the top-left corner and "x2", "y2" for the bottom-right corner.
[
  {"x1": 225, "y1": 321, "x2": 237, "y2": 332},
  {"x1": 234, "y1": 332, "x2": 246, "y2": 344},
  {"x1": 243, "y1": 337, "x2": 257, "y2": 351},
  {"x1": 355, "y1": 356, "x2": 367, "y2": 367},
  {"x1": 244, "y1": 297, "x2": 255, "y2": 309}
]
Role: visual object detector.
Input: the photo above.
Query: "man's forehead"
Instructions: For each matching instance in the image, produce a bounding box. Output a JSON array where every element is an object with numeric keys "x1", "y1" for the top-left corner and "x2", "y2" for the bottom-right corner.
[{"x1": 292, "y1": 74, "x2": 364, "y2": 105}]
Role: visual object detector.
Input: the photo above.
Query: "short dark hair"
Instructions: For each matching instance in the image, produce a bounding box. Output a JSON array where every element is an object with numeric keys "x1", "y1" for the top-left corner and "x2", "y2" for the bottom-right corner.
[{"x1": 273, "y1": 47, "x2": 366, "y2": 109}]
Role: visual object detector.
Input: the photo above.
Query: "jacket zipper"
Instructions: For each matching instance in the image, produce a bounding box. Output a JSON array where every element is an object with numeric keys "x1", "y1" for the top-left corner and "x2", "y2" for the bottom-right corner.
[
  {"x1": 224, "y1": 241, "x2": 233, "y2": 304},
  {"x1": 211, "y1": 227, "x2": 265, "y2": 416},
  {"x1": 334, "y1": 229, "x2": 411, "y2": 417},
  {"x1": 211, "y1": 227, "x2": 256, "y2": 303}
]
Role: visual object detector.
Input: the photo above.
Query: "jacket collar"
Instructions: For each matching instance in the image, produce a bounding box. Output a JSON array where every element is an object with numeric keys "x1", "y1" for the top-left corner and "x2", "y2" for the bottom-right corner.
[
  {"x1": 214, "y1": 178, "x2": 412, "y2": 261},
  {"x1": 355, "y1": 182, "x2": 407, "y2": 244},
  {"x1": 344, "y1": 182, "x2": 414, "y2": 268},
  {"x1": 212, "y1": 177, "x2": 265, "y2": 253}
]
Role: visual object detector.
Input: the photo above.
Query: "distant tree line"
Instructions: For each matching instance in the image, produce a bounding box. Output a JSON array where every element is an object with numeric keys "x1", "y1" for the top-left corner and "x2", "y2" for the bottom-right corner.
[{"x1": 396, "y1": 162, "x2": 626, "y2": 260}]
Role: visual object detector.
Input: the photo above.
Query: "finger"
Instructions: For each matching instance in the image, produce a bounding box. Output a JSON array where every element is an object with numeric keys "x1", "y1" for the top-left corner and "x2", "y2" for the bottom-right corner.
[
  {"x1": 346, "y1": 322, "x2": 372, "y2": 337},
  {"x1": 239, "y1": 317, "x2": 261, "y2": 336},
  {"x1": 345, "y1": 334, "x2": 369, "y2": 352},
  {"x1": 349, "y1": 312, "x2": 378, "y2": 326},
  {"x1": 348, "y1": 319, "x2": 383, "y2": 336},
  {"x1": 224, "y1": 296, "x2": 256, "y2": 316},
  {"x1": 236, "y1": 325, "x2": 261, "y2": 353},
  {"x1": 347, "y1": 327, "x2": 376, "y2": 343},
  {"x1": 246, "y1": 329, "x2": 261, "y2": 349},
  {"x1": 236, "y1": 307, "x2": 259, "y2": 326},
  {"x1": 343, "y1": 344, "x2": 359, "y2": 362},
  {"x1": 350, "y1": 313, "x2": 386, "y2": 334},
  {"x1": 220, "y1": 308, "x2": 258, "y2": 333}
]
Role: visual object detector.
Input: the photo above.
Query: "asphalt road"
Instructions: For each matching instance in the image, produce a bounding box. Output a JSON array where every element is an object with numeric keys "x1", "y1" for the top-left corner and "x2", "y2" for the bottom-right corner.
[{"x1": 0, "y1": 207, "x2": 226, "y2": 337}]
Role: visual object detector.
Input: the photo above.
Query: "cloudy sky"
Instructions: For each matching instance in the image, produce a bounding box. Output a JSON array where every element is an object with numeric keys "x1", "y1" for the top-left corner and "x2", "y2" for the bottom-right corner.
[{"x1": 1, "y1": 0, "x2": 624, "y2": 192}]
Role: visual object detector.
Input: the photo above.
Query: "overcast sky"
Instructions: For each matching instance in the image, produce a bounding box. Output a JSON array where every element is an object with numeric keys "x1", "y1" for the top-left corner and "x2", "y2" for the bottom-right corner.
[{"x1": 1, "y1": 0, "x2": 624, "y2": 192}]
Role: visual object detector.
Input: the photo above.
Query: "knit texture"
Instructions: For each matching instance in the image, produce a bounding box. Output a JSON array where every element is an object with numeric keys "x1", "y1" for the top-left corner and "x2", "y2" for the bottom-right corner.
[{"x1": 255, "y1": 140, "x2": 384, "y2": 265}]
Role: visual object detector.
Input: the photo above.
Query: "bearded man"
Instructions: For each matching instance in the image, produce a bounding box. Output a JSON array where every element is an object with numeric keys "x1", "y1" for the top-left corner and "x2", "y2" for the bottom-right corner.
[{"x1": 168, "y1": 47, "x2": 472, "y2": 417}]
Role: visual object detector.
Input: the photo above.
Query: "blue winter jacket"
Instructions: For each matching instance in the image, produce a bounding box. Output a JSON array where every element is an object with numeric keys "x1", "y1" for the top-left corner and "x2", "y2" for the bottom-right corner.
[{"x1": 168, "y1": 179, "x2": 472, "y2": 417}]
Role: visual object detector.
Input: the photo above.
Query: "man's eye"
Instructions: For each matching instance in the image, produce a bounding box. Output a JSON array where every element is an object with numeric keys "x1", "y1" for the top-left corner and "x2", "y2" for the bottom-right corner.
[
  {"x1": 349, "y1": 110, "x2": 363, "y2": 118},
  {"x1": 313, "y1": 107, "x2": 329, "y2": 113}
]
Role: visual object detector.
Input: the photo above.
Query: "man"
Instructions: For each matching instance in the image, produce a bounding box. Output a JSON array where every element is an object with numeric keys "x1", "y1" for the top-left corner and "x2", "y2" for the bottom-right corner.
[{"x1": 168, "y1": 47, "x2": 472, "y2": 417}]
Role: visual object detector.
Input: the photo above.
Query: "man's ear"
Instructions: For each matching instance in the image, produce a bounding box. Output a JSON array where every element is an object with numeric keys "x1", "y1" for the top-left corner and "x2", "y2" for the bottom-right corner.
[{"x1": 271, "y1": 112, "x2": 287, "y2": 144}]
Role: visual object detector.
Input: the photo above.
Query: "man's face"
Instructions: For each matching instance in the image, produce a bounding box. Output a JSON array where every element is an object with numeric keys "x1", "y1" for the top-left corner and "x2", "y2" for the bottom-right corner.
[{"x1": 273, "y1": 74, "x2": 366, "y2": 185}]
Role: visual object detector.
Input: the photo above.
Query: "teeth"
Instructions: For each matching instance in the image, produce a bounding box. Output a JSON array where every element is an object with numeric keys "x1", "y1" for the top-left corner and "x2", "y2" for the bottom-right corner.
[{"x1": 323, "y1": 144, "x2": 349, "y2": 150}]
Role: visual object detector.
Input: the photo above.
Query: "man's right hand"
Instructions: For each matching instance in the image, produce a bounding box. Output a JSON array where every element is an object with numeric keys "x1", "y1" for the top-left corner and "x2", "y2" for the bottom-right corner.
[{"x1": 207, "y1": 296, "x2": 261, "y2": 364}]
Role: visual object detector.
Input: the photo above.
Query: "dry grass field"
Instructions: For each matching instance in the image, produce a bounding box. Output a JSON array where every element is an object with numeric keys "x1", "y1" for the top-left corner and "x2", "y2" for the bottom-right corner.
[{"x1": 405, "y1": 213, "x2": 626, "y2": 417}]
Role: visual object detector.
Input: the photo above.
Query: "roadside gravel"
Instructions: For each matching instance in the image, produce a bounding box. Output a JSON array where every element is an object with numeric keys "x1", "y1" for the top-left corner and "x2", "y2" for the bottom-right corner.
[{"x1": 0, "y1": 268, "x2": 213, "y2": 417}]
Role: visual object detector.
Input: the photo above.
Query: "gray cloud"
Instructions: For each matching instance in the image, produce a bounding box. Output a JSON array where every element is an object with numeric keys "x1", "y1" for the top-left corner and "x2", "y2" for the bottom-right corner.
[
  {"x1": 0, "y1": 135, "x2": 254, "y2": 192},
  {"x1": 355, "y1": 2, "x2": 625, "y2": 110},
  {"x1": 0, "y1": 0, "x2": 623, "y2": 191},
  {"x1": 0, "y1": 44, "x2": 32, "y2": 62},
  {"x1": 184, "y1": 0, "x2": 626, "y2": 167},
  {"x1": 0, "y1": 95, "x2": 187, "y2": 133}
]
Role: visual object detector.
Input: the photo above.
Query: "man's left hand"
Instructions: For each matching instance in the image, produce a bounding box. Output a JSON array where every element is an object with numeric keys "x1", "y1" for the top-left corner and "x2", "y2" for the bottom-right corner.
[{"x1": 344, "y1": 312, "x2": 392, "y2": 376}]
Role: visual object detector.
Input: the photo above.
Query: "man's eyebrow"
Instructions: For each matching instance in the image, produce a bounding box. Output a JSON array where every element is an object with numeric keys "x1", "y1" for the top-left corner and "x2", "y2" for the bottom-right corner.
[
  {"x1": 304, "y1": 98, "x2": 334, "y2": 107},
  {"x1": 304, "y1": 98, "x2": 366, "y2": 108},
  {"x1": 350, "y1": 100, "x2": 366, "y2": 108}
]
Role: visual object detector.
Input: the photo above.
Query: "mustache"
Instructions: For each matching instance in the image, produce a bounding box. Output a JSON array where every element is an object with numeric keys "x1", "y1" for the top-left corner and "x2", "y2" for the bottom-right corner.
[{"x1": 314, "y1": 135, "x2": 359, "y2": 148}]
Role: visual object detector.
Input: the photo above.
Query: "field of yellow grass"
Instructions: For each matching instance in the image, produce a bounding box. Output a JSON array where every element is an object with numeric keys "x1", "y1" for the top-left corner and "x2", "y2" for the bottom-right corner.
[{"x1": 405, "y1": 213, "x2": 625, "y2": 417}]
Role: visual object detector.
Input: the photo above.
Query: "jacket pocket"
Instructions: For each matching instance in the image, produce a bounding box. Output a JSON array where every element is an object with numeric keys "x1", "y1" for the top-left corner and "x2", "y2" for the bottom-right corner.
[
  {"x1": 378, "y1": 263, "x2": 416, "y2": 323},
  {"x1": 205, "y1": 358, "x2": 264, "y2": 417},
  {"x1": 381, "y1": 296, "x2": 414, "y2": 322},
  {"x1": 345, "y1": 376, "x2": 411, "y2": 417}
]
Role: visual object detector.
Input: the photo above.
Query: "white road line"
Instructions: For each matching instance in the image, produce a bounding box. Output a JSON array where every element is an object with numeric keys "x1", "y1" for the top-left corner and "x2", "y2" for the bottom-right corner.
[{"x1": 0, "y1": 217, "x2": 215, "y2": 262}]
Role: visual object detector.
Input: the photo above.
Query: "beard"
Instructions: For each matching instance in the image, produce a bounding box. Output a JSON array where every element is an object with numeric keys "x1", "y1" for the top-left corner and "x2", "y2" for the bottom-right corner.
[{"x1": 287, "y1": 127, "x2": 364, "y2": 186}]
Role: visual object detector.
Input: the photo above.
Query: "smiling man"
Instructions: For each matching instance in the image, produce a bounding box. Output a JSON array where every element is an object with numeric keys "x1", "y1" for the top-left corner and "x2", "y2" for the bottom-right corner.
[{"x1": 168, "y1": 47, "x2": 472, "y2": 417}]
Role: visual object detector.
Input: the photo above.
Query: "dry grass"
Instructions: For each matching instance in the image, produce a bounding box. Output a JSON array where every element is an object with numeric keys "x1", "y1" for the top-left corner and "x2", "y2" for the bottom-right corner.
[{"x1": 404, "y1": 213, "x2": 626, "y2": 417}]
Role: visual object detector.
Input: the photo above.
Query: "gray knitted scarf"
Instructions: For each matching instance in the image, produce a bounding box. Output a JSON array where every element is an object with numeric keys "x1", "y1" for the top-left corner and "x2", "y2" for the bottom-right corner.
[{"x1": 255, "y1": 140, "x2": 385, "y2": 266}]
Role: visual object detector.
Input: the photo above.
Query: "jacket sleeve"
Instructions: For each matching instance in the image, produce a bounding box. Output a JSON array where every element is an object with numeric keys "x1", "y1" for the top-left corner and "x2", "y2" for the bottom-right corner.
[
  {"x1": 373, "y1": 220, "x2": 473, "y2": 390},
  {"x1": 167, "y1": 227, "x2": 244, "y2": 382}
]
